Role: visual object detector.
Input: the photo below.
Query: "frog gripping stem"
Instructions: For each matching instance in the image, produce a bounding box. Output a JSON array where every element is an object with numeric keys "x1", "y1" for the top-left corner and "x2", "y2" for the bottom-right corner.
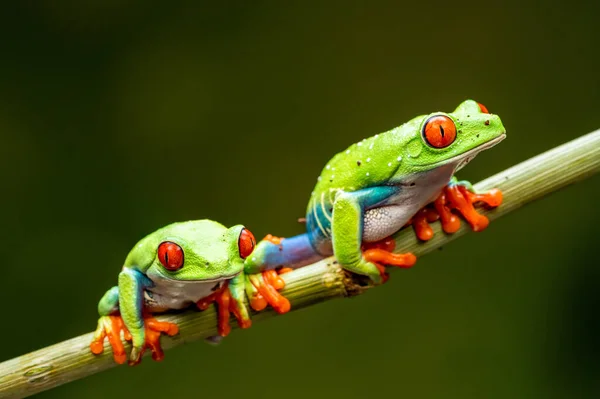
[
  {"x1": 90, "y1": 315, "x2": 130, "y2": 365},
  {"x1": 410, "y1": 184, "x2": 503, "y2": 240},
  {"x1": 247, "y1": 270, "x2": 291, "y2": 314},
  {"x1": 361, "y1": 237, "x2": 417, "y2": 283},
  {"x1": 132, "y1": 317, "x2": 179, "y2": 364},
  {"x1": 90, "y1": 314, "x2": 178, "y2": 365},
  {"x1": 196, "y1": 282, "x2": 253, "y2": 337}
]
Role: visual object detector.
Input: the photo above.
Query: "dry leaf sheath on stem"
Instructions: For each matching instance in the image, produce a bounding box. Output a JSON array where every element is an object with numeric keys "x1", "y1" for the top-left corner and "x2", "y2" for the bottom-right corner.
[{"x1": 1, "y1": 129, "x2": 599, "y2": 399}]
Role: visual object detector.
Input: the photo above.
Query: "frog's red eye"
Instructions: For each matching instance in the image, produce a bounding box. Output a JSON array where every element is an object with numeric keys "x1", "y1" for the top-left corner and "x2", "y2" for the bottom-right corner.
[
  {"x1": 478, "y1": 103, "x2": 489, "y2": 113},
  {"x1": 423, "y1": 115, "x2": 457, "y2": 148},
  {"x1": 157, "y1": 241, "x2": 184, "y2": 271},
  {"x1": 238, "y1": 228, "x2": 256, "y2": 259}
]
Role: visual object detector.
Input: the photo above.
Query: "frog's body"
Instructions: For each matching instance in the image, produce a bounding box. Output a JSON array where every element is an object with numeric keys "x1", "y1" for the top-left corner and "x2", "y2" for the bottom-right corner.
[
  {"x1": 245, "y1": 100, "x2": 506, "y2": 283},
  {"x1": 91, "y1": 219, "x2": 288, "y2": 365}
]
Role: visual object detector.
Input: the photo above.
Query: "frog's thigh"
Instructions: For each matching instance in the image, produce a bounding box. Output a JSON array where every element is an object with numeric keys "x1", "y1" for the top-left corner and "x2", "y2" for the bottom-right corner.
[
  {"x1": 331, "y1": 192, "x2": 363, "y2": 265},
  {"x1": 363, "y1": 205, "x2": 413, "y2": 242},
  {"x1": 332, "y1": 186, "x2": 400, "y2": 262}
]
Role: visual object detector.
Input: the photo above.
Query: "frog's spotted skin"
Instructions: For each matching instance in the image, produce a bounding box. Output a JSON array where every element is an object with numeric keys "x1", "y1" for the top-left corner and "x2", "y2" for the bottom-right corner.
[{"x1": 245, "y1": 99, "x2": 506, "y2": 288}]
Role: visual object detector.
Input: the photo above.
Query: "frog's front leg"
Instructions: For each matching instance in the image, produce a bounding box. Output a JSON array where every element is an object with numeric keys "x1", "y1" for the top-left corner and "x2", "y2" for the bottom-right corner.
[
  {"x1": 90, "y1": 270, "x2": 179, "y2": 365},
  {"x1": 410, "y1": 177, "x2": 503, "y2": 240},
  {"x1": 332, "y1": 190, "x2": 416, "y2": 284},
  {"x1": 90, "y1": 286, "x2": 130, "y2": 364},
  {"x1": 443, "y1": 178, "x2": 502, "y2": 230},
  {"x1": 118, "y1": 269, "x2": 179, "y2": 364}
]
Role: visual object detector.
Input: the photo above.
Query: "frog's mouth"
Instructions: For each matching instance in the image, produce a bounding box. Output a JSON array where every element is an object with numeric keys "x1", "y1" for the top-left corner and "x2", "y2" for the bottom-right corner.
[
  {"x1": 446, "y1": 133, "x2": 506, "y2": 172},
  {"x1": 149, "y1": 268, "x2": 242, "y2": 283}
]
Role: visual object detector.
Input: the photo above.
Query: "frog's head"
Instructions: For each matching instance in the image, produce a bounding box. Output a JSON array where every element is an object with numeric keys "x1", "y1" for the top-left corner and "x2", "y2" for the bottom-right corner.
[
  {"x1": 402, "y1": 100, "x2": 506, "y2": 172},
  {"x1": 141, "y1": 220, "x2": 255, "y2": 282}
]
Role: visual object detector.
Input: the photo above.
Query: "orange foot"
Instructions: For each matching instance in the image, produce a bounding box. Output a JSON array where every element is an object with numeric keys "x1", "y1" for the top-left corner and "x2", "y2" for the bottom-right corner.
[
  {"x1": 248, "y1": 270, "x2": 291, "y2": 314},
  {"x1": 361, "y1": 237, "x2": 417, "y2": 283},
  {"x1": 410, "y1": 184, "x2": 503, "y2": 240},
  {"x1": 197, "y1": 282, "x2": 253, "y2": 337},
  {"x1": 128, "y1": 316, "x2": 179, "y2": 365},
  {"x1": 90, "y1": 315, "x2": 131, "y2": 364},
  {"x1": 90, "y1": 314, "x2": 178, "y2": 365}
]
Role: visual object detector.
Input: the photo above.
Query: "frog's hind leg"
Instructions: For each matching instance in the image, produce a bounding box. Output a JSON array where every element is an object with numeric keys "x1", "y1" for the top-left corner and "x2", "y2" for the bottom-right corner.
[
  {"x1": 244, "y1": 233, "x2": 324, "y2": 273},
  {"x1": 242, "y1": 233, "x2": 321, "y2": 314},
  {"x1": 244, "y1": 270, "x2": 290, "y2": 314},
  {"x1": 332, "y1": 188, "x2": 416, "y2": 285}
]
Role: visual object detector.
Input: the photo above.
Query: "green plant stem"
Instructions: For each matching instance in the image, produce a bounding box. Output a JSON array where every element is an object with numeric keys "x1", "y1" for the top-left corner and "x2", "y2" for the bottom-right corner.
[{"x1": 1, "y1": 129, "x2": 599, "y2": 399}]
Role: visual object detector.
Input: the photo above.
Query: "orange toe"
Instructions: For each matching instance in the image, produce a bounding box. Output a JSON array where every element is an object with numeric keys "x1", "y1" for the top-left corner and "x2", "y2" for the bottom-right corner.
[
  {"x1": 251, "y1": 272, "x2": 291, "y2": 314},
  {"x1": 249, "y1": 292, "x2": 268, "y2": 311},
  {"x1": 197, "y1": 282, "x2": 253, "y2": 336},
  {"x1": 90, "y1": 315, "x2": 129, "y2": 365},
  {"x1": 263, "y1": 234, "x2": 284, "y2": 245},
  {"x1": 445, "y1": 186, "x2": 489, "y2": 232},
  {"x1": 411, "y1": 208, "x2": 437, "y2": 241},
  {"x1": 363, "y1": 249, "x2": 416, "y2": 269}
]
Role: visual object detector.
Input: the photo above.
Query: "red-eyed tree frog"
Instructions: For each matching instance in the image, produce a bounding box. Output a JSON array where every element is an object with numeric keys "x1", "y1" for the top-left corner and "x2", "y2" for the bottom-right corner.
[
  {"x1": 244, "y1": 100, "x2": 506, "y2": 296},
  {"x1": 90, "y1": 220, "x2": 289, "y2": 365}
]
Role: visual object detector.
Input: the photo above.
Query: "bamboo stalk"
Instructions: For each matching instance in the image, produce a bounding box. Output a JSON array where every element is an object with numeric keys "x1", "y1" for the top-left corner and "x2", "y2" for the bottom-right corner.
[{"x1": 1, "y1": 129, "x2": 599, "y2": 399}]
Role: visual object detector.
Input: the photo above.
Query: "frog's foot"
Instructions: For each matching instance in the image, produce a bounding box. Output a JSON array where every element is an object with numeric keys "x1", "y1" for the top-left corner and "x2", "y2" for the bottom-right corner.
[
  {"x1": 443, "y1": 184, "x2": 503, "y2": 232},
  {"x1": 361, "y1": 237, "x2": 417, "y2": 283},
  {"x1": 246, "y1": 270, "x2": 291, "y2": 314},
  {"x1": 90, "y1": 315, "x2": 131, "y2": 364},
  {"x1": 127, "y1": 316, "x2": 179, "y2": 365},
  {"x1": 409, "y1": 184, "x2": 503, "y2": 239},
  {"x1": 197, "y1": 282, "x2": 253, "y2": 337}
]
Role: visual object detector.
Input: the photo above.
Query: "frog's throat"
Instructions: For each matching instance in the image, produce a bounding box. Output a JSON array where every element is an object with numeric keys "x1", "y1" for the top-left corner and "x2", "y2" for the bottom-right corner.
[{"x1": 429, "y1": 133, "x2": 506, "y2": 171}]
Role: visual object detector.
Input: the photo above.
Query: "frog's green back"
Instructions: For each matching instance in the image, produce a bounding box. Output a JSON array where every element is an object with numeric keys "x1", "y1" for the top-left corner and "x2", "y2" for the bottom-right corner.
[{"x1": 308, "y1": 115, "x2": 424, "y2": 208}]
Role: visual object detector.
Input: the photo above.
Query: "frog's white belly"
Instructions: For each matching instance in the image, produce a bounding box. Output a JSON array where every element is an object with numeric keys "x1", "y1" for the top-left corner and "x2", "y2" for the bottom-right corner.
[
  {"x1": 362, "y1": 163, "x2": 456, "y2": 242},
  {"x1": 144, "y1": 271, "x2": 227, "y2": 311}
]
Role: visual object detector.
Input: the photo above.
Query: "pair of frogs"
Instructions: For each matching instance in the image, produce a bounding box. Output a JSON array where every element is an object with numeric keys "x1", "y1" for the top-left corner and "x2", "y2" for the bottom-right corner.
[{"x1": 90, "y1": 100, "x2": 506, "y2": 365}]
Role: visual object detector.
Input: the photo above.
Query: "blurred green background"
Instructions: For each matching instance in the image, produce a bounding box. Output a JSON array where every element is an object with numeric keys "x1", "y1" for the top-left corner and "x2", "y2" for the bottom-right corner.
[{"x1": 1, "y1": 1, "x2": 599, "y2": 398}]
